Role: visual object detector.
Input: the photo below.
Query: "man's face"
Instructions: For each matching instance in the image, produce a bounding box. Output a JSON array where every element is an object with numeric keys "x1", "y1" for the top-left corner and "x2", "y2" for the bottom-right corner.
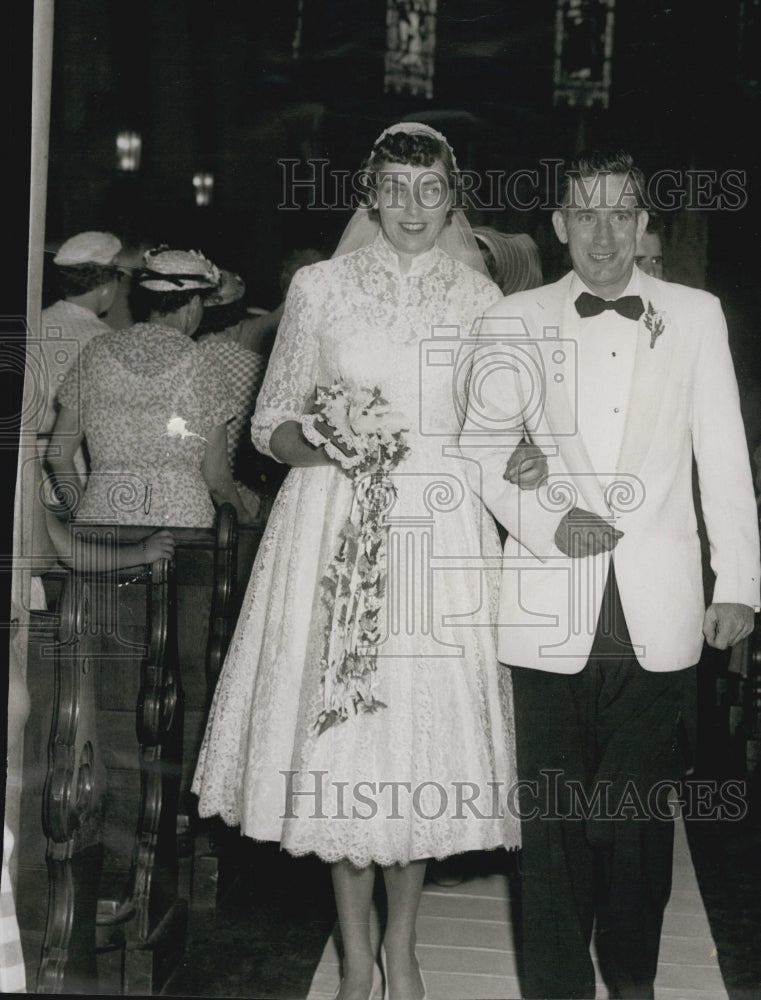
[
  {"x1": 552, "y1": 173, "x2": 648, "y2": 298},
  {"x1": 635, "y1": 231, "x2": 664, "y2": 279}
]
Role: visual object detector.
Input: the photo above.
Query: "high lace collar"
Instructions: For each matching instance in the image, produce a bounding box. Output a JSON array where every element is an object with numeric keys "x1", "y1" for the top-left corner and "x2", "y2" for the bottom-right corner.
[{"x1": 372, "y1": 230, "x2": 441, "y2": 276}]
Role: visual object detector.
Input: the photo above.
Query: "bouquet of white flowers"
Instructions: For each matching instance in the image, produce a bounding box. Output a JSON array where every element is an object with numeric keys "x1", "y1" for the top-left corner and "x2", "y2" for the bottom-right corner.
[
  {"x1": 301, "y1": 380, "x2": 410, "y2": 734},
  {"x1": 301, "y1": 382, "x2": 409, "y2": 473}
]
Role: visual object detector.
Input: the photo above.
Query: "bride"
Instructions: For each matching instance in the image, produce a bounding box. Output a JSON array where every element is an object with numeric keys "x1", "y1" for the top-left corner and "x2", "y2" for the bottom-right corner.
[{"x1": 193, "y1": 121, "x2": 539, "y2": 1000}]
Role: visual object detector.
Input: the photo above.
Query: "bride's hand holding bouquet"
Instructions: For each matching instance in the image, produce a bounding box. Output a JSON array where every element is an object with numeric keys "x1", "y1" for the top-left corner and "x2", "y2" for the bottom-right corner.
[{"x1": 301, "y1": 380, "x2": 409, "y2": 477}]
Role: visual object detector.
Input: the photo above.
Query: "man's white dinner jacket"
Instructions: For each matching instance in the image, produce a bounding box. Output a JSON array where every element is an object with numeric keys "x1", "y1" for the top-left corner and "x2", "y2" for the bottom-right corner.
[{"x1": 459, "y1": 269, "x2": 760, "y2": 674}]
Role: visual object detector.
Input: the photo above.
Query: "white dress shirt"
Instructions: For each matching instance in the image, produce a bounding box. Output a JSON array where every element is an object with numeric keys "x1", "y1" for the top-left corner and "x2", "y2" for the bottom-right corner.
[{"x1": 570, "y1": 270, "x2": 643, "y2": 488}]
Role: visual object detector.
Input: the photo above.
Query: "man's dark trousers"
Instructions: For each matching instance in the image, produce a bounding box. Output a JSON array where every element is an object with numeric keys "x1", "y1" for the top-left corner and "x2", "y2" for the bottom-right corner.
[{"x1": 511, "y1": 565, "x2": 693, "y2": 999}]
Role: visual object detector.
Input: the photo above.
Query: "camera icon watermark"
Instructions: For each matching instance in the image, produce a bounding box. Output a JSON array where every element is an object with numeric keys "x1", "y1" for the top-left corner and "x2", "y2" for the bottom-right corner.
[
  {"x1": 351, "y1": 467, "x2": 494, "y2": 658},
  {"x1": 22, "y1": 325, "x2": 87, "y2": 438},
  {"x1": 419, "y1": 316, "x2": 578, "y2": 440},
  {"x1": 41, "y1": 468, "x2": 154, "y2": 522},
  {"x1": 536, "y1": 471, "x2": 647, "y2": 519},
  {"x1": 0, "y1": 316, "x2": 71, "y2": 445},
  {"x1": 15, "y1": 457, "x2": 151, "y2": 653}
]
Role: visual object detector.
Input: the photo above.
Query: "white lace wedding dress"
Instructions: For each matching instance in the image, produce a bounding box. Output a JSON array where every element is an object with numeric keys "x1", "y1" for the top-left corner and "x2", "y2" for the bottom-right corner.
[{"x1": 192, "y1": 233, "x2": 521, "y2": 866}]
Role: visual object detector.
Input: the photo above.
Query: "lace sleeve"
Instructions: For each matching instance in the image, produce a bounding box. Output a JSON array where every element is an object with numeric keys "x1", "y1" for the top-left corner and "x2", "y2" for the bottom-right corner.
[{"x1": 251, "y1": 266, "x2": 321, "y2": 459}]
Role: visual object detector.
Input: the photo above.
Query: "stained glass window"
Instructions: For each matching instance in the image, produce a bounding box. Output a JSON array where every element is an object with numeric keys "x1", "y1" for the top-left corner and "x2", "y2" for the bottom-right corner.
[
  {"x1": 384, "y1": 0, "x2": 437, "y2": 100},
  {"x1": 553, "y1": 0, "x2": 616, "y2": 108}
]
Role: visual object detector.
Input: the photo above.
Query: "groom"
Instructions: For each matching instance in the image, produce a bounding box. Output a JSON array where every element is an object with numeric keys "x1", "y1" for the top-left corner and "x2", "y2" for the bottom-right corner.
[{"x1": 460, "y1": 149, "x2": 759, "y2": 999}]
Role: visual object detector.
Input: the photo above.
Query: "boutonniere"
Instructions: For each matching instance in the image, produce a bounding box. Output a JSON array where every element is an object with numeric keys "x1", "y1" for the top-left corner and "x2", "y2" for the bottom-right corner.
[{"x1": 643, "y1": 300, "x2": 666, "y2": 349}]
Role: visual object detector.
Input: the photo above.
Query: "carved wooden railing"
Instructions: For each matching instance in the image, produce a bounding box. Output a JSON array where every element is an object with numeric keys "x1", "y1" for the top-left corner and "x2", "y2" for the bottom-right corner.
[
  {"x1": 28, "y1": 504, "x2": 261, "y2": 994},
  {"x1": 37, "y1": 568, "x2": 105, "y2": 994},
  {"x1": 205, "y1": 503, "x2": 238, "y2": 693},
  {"x1": 35, "y1": 550, "x2": 183, "y2": 994},
  {"x1": 188, "y1": 503, "x2": 249, "y2": 905},
  {"x1": 122, "y1": 553, "x2": 187, "y2": 994}
]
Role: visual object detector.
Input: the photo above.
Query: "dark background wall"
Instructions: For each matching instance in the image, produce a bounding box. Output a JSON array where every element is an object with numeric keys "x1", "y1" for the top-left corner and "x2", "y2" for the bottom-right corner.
[{"x1": 42, "y1": 0, "x2": 761, "y2": 442}]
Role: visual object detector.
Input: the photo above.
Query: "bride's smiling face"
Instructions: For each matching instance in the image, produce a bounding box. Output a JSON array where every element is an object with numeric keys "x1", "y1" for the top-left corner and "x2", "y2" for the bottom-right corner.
[{"x1": 375, "y1": 159, "x2": 451, "y2": 260}]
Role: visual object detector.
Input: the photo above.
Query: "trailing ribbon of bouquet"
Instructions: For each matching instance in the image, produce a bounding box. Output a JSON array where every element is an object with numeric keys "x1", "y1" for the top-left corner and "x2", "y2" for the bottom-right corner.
[
  {"x1": 313, "y1": 470, "x2": 391, "y2": 734},
  {"x1": 300, "y1": 385, "x2": 409, "y2": 734}
]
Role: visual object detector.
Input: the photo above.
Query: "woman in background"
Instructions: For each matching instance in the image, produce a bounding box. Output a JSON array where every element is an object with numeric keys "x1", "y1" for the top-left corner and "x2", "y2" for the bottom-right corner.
[
  {"x1": 48, "y1": 248, "x2": 254, "y2": 528},
  {"x1": 194, "y1": 269, "x2": 273, "y2": 521}
]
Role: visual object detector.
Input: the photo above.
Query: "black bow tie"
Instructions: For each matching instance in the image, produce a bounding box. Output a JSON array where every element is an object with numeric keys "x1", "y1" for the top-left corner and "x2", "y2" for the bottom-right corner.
[{"x1": 575, "y1": 291, "x2": 645, "y2": 321}]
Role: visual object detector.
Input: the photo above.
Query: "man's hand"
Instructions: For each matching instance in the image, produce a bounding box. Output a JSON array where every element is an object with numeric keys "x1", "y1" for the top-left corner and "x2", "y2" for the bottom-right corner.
[
  {"x1": 702, "y1": 603, "x2": 756, "y2": 649},
  {"x1": 504, "y1": 440, "x2": 548, "y2": 490},
  {"x1": 554, "y1": 506, "x2": 624, "y2": 558}
]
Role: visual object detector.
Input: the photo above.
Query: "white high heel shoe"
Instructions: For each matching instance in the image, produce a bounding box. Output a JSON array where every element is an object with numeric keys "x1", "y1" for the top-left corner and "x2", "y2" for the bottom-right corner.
[
  {"x1": 379, "y1": 945, "x2": 427, "y2": 1000},
  {"x1": 333, "y1": 963, "x2": 383, "y2": 1000}
]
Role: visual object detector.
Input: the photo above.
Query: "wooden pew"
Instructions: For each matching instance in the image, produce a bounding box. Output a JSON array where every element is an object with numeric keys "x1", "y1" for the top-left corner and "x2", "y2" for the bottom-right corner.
[{"x1": 17, "y1": 506, "x2": 263, "y2": 994}]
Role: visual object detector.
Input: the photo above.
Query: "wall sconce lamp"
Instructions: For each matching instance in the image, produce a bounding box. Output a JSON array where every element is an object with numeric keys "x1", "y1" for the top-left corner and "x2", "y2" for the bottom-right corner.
[
  {"x1": 116, "y1": 130, "x2": 142, "y2": 171},
  {"x1": 193, "y1": 172, "x2": 214, "y2": 207}
]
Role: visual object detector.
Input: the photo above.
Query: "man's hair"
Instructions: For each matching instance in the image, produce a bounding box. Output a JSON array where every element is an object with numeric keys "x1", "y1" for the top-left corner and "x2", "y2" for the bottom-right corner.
[
  {"x1": 56, "y1": 262, "x2": 120, "y2": 297},
  {"x1": 644, "y1": 208, "x2": 662, "y2": 234},
  {"x1": 558, "y1": 149, "x2": 647, "y2": 211}
]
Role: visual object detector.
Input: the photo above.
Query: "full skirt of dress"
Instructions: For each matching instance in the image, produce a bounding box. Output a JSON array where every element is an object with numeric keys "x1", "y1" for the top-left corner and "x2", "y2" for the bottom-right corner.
[{"x1": 193, "y1": 447, "x2": 520, "y2": 868}]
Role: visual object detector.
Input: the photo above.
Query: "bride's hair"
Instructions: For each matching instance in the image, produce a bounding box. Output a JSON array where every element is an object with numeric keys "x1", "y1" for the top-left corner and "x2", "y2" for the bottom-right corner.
[
  {"x1": 361, "y1": 131, "x2": 460, "y2": 218},
  {"x1": 332, "y1": 123, "x2": 487, "y2": 274}
]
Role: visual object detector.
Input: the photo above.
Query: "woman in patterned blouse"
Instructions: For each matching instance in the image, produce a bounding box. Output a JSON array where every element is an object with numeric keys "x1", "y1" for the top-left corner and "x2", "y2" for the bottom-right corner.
[{"x1": 48, "y1": 248, "x2": 255, "y2": 528}]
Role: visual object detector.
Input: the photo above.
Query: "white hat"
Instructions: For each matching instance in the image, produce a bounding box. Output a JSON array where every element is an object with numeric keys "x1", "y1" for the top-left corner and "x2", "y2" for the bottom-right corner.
[
  {"x1": 53, "y1": 231, "x2": 122, "y2": 266},
  {"x1": 139, "y1": 247, "x2": 221, "y2": 292},
  {"x1": 472, "y1": 228, "x2": 543, "y2": 295}
]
